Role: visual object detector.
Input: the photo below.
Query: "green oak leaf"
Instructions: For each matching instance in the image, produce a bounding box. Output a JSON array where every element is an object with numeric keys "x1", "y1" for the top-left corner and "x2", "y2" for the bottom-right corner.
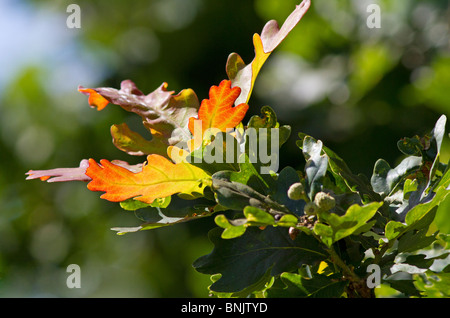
[
  {"x1": 193, "y1": 226, "x2": 326, "y2": 293},
  {"x1": 371, "y1": 156, "x2": 422, "y2": 196},
  {"x1": 215, "y1": 206, "x2": 299, "y2": 239},
  {"x1": 302, "y1": 136, "x2": 328, "y2": 200},
  {"x1": 266, "y1": 272, "x2": 347, "y2": 298},
  {"x1": 385, "y1": 171, "x2": 450, "y2": 242},
  {"x1": 297, "y1": 133, "x2": 380, "y2": 202},
  {"x1": 112, "y1": 196, "x2": 213, "y2": 234},
  {"x1": 314, "y1": 202, "x2": 383, "y2": 247},
  {"x1": 414, "y1": 270, "x2": 450, "y2": 298},
  {"x1": 119, "y1": 196, "x2": 171, "y2": 211}
]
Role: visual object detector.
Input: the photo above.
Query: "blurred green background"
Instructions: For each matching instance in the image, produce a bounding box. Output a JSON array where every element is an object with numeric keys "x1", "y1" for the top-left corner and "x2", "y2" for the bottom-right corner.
[{"x1": 0, "y1": 0, "x2": 449, "y2": 297}]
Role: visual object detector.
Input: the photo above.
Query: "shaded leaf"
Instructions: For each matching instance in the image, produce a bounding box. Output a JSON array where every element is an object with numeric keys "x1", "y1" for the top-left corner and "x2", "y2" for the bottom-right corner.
[
  {"x1": 267, "y1": 272, "x2": 347, "y2": 298},
  {"x1": 193, "y1": 226, "x2": 326, "y2": 293},
  {"x1": 110, "y1": 123, "x2": 168, "y2": 157},
  {"x1": 297, "y1": 133, "x2": 379, "y2": 201},
  {"x1": 247, "y1": 105, "x2": 278, "y2": 129},
  {"x1": 402, "y1": 253, "x2": 450, "y2": 270},
  {"x1": 112, "y1": 196, "x2": 213, "y2": 234},
  {"x1": 376, "y1": 115, "x2": 448, "y2": 220},
  {"x1": 268, "y1": 166, "x2": 305, "y2": 216},
  {"x1": 245, "y1": 106, "x2": 291, "y2": 175},
  {"x1": 383, "y1": 272, "x2": 421, "y2": 297},
  {"x1": 119, "y1": 196, "x2": 171, "y2": 211},
  {"x1": 211, "y1": 157, "x2": 292, "y2": 215},
  {"x1": 398, "y1": 229, "x2": 438, "y2": 253},
  {"x1": 212, "y1": 153, "x2": 274, "y2": 197},
  {"x1": 397, "y1": 136, "x2": 422, "y2": 156}
]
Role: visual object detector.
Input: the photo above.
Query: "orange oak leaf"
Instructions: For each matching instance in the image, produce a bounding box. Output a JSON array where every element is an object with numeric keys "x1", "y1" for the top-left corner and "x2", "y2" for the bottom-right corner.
[
  {"x1": 78, "y1": 88, "x2": 109, "y2": 111},
  {"x1": 85, "y1": 154, "x2": 211, "y2": 204},
  {"x1": 188, "y1": 80, "x2": 249, "y2": 138}
]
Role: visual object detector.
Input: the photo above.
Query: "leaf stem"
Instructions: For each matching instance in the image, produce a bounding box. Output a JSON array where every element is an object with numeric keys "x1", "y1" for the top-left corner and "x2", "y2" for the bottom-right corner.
[
  {"x1": 326, "y1": 245, "x2": 359, "y2": 282},
  {"x1": 326, "y1": 244, "x2": 373, "y2": 298}
]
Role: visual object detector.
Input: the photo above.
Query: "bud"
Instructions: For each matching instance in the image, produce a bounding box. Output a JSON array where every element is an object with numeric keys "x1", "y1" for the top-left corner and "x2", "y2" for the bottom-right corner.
[
  {"x1": 314, "y1": 192, "x2": 336, "y2": 211},
  {"x1": 287, "y1": 182, "x2": 306, "y2": 200},
  {"x1": 304, "y1": 202, "x2": 318, "y2": 216}
]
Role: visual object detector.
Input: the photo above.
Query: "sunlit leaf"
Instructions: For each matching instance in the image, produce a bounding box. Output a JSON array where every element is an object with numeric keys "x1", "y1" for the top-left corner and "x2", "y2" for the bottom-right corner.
[
  {"x1": 26, "y1": 159, "x2": 91, "y2": 182},
  {"x1": 80, "y1": 80, "x2": 200, "y2": 152},
  {"x1": 78, "y1": 87, "x2": 109, "y2": 110},
  {"x1": 227, "y1": 0, "x2": 311, "y2": 104},
  {"x1": 414, "y1": 270, "x2": 450, "y2": 298},
  {"x1": 85, "y1": 154, "x2": 211, "y2": 204},
  {"x1": 314, "y1": 202, "x2": 383, "y2": 247},
  {"x1": 26, "y1": 159, "x2": 143, "y2": 183},
  {"x1": 188, "y1": 80, "x2": 249, "y2": 138}
]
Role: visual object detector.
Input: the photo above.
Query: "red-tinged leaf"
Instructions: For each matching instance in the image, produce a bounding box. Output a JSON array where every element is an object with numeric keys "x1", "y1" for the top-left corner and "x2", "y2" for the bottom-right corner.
[
  {"x1": 85, "y1": 154, "x2": 211, "y2": 204},
  {"x1": 26, "y1": 159, "x2": 91, "y2": 182},
  {"x1": 79, "y1": 80, "x2": 200, "y2": 155},
  {"x1": 26, "y1": 160, "x2": 143, "y2": 183},
  {"x1": 227, "y1": 0, "x2": 311, "y2": 104},
  {"x1": 188, "y1": 80, "x2": 249, "y2": 137},
  {"x1": 78, "y1": 88, "x2": 109, "y2": 111}
]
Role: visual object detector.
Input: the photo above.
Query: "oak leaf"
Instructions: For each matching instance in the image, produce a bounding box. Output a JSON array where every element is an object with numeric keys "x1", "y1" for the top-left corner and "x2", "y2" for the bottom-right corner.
[
  {"x1": 26, "y1": 160, "x2": 143, "y2": 183},
  {"x1": 188, "y1": 79, "x2": 249, "y2": 138},
  {"x1": 79, "y1": 80, "x2": 199, "y2": 157},
  {"x1": 85, "y1": 154, "x2": 211, "y2": 204},
  {"x1": 26, "y1": 159, "x2": 91, "y2": 182},
  {"x1": 78, "y1": 88, "x2": 109, "y2": 111},
  {"x1": 227, "y1": 0, "x2": 311, "y2": 104},
  {"x1": 110, "y1": 123, "x2": 168, "y2": 157}
]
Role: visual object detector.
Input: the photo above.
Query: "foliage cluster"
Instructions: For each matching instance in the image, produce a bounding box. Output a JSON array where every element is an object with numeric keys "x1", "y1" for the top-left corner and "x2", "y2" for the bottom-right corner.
[{"x1": 26, "y1": 1, "x2": 450, "y2": 298}]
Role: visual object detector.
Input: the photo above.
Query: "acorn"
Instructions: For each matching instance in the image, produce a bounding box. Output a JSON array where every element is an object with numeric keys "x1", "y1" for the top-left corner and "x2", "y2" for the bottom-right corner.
[
  {"x1": 287, "y1": 182, "x2": 306, "y2": 201},
  {"x1": 304, "y1": 202, "x2": 319, "y2": 216},
  {"x1": 314, "y1": 191, "x2": 336, "y2": 211}
]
